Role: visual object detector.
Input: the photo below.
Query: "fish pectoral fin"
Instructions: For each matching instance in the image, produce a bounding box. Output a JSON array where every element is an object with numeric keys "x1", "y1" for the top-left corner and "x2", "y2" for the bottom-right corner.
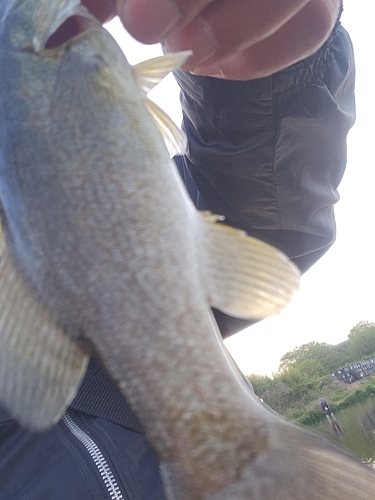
[
  {"x1": 0, "y1": 230, "x2": 88, "y2": 431},
  {"x1": 144, "y1": 98, "x2": 187, "y2": 157},
  {"x1": 132, "y1": 51, "x2": 192, "y2": 94},
  {"x1": 200, "y1": 212, "x2": 300, "y2": 320}
]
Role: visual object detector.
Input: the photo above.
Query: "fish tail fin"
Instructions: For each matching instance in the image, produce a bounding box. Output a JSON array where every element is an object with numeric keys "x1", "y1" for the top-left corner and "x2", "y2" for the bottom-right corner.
[
  {"x1": 299, "y1": 444, "x2": 375, "y2": 499},
  {"x1": 132, "y1": 51, "x2": 192, "y2": 156},
  {"x1": 0, "y1": 223, "x2": 88, "y2": 431},
  {"x1": 160, "y1": 423, "x2": 375, "y2": 500},
  {"x1": 209, "y1": 424, "x2": 375, "y2": 499},
  {"x1": 200, "y1": 212, "x2": 300, "y2": 320}
]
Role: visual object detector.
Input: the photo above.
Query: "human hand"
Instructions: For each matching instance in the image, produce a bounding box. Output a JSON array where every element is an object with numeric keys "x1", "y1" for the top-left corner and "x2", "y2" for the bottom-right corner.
[
  {"x1": 84, "y1": 0, "x2": 342, "y2": 80},
  {"x1": 81, "y1": 0, "x2": 116, "y2": 24}
]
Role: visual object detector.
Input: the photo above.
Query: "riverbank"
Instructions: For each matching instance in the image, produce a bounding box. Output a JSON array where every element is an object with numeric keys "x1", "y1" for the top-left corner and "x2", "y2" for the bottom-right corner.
[
  {"x1": 296, "y1": 377, "x2": 375, "y2": 426},
  {"x1": 248, "y1": 323, "x2": 375, "y2": 425},
  {"x1": 249, "y1": 372, "x2": 375, "y2": 426}
]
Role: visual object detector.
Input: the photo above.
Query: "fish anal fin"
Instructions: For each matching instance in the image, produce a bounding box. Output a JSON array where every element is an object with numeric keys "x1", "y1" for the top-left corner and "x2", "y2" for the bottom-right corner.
[
  {"x1": 200, "y1": 212, "x2": 300, "y2": 320},
  {"x1": 0, "y1": 227, "x2": 88, "y2": 431}
]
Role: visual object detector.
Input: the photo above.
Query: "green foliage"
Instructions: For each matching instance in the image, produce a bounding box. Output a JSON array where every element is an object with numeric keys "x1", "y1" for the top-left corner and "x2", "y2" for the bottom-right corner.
[
  {"x1": 278, "y1": 341, "x2": 342, "y2": 375},
  {"x1": 246, "y1": 320, "x2": 375, "y2": 424},
  {"x1": 347, "y1": 321, "x2": 375, "y2": 361},
  {"x1": 330, "y1": 389, "x2": 347, "y2": 402},
  {"x1": 297, "y1": 410, "x2": 326, "y2": 426},
  {"x1": 278, "y1": 341, "x2": 325, "y2": 371},
  {"x1": 296, "y1": 382, "x2": 375, "y2": 426},
  {"x1": 335, "y1": 383, "x2": 375, "y2": 410},
  {"x1": 247, "y1": 374, "x2": 274, "y2": 395},
  {"x1": 292, "y1": 410, "x2": 304, "y2": 419}
]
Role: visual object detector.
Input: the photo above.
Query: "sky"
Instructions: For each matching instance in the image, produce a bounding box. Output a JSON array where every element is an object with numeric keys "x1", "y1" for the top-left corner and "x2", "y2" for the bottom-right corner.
[{"x1": 106, "y1": 1, "x2": 375, "y2": 376}]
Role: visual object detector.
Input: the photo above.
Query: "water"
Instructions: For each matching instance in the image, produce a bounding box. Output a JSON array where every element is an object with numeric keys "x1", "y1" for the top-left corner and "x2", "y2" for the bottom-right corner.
[{"x1": 312, "y1": 397, "x2": 375, "y2": 465}]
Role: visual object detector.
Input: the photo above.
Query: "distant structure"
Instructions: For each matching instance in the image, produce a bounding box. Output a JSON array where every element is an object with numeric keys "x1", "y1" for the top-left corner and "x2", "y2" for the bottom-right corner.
[{"x1": 332, "y1": 357, "x2": 375, "y2": 384}]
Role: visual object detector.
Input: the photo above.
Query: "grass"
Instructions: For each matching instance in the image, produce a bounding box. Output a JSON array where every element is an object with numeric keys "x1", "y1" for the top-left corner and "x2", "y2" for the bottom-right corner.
[{"x1": 293, "y1": 379, "x2": 375, "y2": 426}]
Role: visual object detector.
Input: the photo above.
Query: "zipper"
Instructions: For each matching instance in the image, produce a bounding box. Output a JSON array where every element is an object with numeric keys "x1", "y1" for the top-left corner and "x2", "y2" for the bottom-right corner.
[{"x1": 62, "y1": 412, "x2": 125, "y2": 500}]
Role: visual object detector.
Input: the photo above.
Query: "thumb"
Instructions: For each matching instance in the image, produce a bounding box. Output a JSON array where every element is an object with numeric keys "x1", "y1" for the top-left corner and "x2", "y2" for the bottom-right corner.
[{"x1": 81, "y1": 0, "x2": 117, "y2": 24}]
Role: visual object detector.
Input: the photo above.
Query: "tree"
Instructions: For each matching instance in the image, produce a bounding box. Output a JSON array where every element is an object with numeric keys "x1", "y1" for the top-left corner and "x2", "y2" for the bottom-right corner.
[
  {"x1": 247, "y1": 374, "x2": 274, "y2": 395},
  {"x1": 347, "y1": 321, "x2": 375, "y2": 361},
  {"x1": 278, "y1": 341, "x2": 340, "y2": 375}
]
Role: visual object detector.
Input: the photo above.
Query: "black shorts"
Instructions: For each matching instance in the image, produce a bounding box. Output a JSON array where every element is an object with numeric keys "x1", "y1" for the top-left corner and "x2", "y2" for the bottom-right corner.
[
  {"x1": 175, "y1": 22, "x2": 355, "y2": 275},
  {"x1": 174, "y1": 22, "x2": 355, "y2": 336}
]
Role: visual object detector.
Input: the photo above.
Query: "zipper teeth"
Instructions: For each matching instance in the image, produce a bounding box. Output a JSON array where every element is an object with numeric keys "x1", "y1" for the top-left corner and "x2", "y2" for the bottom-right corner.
[{"x1": 63, "y1": 412, "x2": 125, "y2": 500}]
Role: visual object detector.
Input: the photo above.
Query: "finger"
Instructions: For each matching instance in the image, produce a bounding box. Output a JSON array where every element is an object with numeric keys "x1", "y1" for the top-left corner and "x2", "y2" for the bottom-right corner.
[
  {"x1": 81, "y1": 0, "x2": 117, "y2": 24},
  {"x1": 164, "y1": 0, "x2": 311, "y2": 71},
  {"x1": 192, "y1": 0, "x2": 340, "y2": 80},
  {"x1": 117, "y1": 0, "x2": 215, "y2": 44}
]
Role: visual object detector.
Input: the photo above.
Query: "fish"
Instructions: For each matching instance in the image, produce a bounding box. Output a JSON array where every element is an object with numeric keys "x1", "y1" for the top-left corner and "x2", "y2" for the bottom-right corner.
[{"x1": 0, "y1": 0, "x2": 374, "y2": 498}]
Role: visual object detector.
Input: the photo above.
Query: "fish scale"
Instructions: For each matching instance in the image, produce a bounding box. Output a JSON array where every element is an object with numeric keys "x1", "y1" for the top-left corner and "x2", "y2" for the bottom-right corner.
[{"x1": 0, "y1": 0, "x2": 374, "y2": 498}]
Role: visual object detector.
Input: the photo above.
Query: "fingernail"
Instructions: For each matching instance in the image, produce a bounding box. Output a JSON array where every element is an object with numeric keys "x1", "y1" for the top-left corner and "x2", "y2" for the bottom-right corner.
[
  {"x1": 164, "y1": 19, "x2": 217, "y2": 71},
  {"x1": 119, "y1": 0, "x2": 182, "y2": 44}
]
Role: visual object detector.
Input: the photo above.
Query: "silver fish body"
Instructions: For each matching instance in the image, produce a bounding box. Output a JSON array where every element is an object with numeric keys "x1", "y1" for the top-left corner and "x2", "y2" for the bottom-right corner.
[{"x1": 0, "y1": 1, "x2": 374, "y2": 498}]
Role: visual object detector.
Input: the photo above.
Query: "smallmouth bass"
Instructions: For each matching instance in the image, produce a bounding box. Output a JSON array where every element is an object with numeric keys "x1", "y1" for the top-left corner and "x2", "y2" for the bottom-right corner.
[{"x1": 0, "y1": 1, "x2": 374, "y2": 498}]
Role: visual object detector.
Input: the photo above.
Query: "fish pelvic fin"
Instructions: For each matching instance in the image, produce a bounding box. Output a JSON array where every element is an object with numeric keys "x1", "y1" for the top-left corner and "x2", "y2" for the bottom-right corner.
[
  {"x1": 144, "y1": 98, "x2": 187, "y2": 157},
  {"x1": 200, "y1": 212, "x2": 300, "y2": 320},
  {"x1": 0, "y1": 224, "x2": 89, "y2": 431},
  {"x1": 132, "y1": 51, "x2": 192, "y2": 156}
]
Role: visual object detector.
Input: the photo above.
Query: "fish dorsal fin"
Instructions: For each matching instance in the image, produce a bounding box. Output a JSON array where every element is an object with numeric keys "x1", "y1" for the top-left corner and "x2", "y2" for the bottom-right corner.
[
  {"x1": 132, "y1": 51, "x2": 192, "y2": 156},
  {"x1": 200, "y1": 213, "x2": 300, "y2": 320},
  {"x1": 0, "y1": 222, "x2": 89, "y2": 431}
]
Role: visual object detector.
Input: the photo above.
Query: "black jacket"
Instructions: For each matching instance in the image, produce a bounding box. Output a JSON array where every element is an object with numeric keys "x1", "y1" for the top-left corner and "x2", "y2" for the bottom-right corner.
[
  {"x1": 0, "y1": 360, "x2": 164, "y2": 499},
  {"x1": 0, "y1": 20, "x2": 355, "y2": 500}
]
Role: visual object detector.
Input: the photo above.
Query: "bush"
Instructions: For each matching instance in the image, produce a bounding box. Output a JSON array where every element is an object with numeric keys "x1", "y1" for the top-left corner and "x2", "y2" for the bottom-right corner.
[
  {"x1": 335, "y1": 383, "x2": 375, "y2": 411},
  {"x1": 347, "y1": 321, "x2": 375, "y2": 361},
  {"x1": 297, "y1": 410, "x2": 325, "y2": 426},
  {"x1": 292, "y1": 410, "x2": 304, "y2": 419},
  {"x1": 246, "y1": 323, "x2": 375, "y2": 424}
]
